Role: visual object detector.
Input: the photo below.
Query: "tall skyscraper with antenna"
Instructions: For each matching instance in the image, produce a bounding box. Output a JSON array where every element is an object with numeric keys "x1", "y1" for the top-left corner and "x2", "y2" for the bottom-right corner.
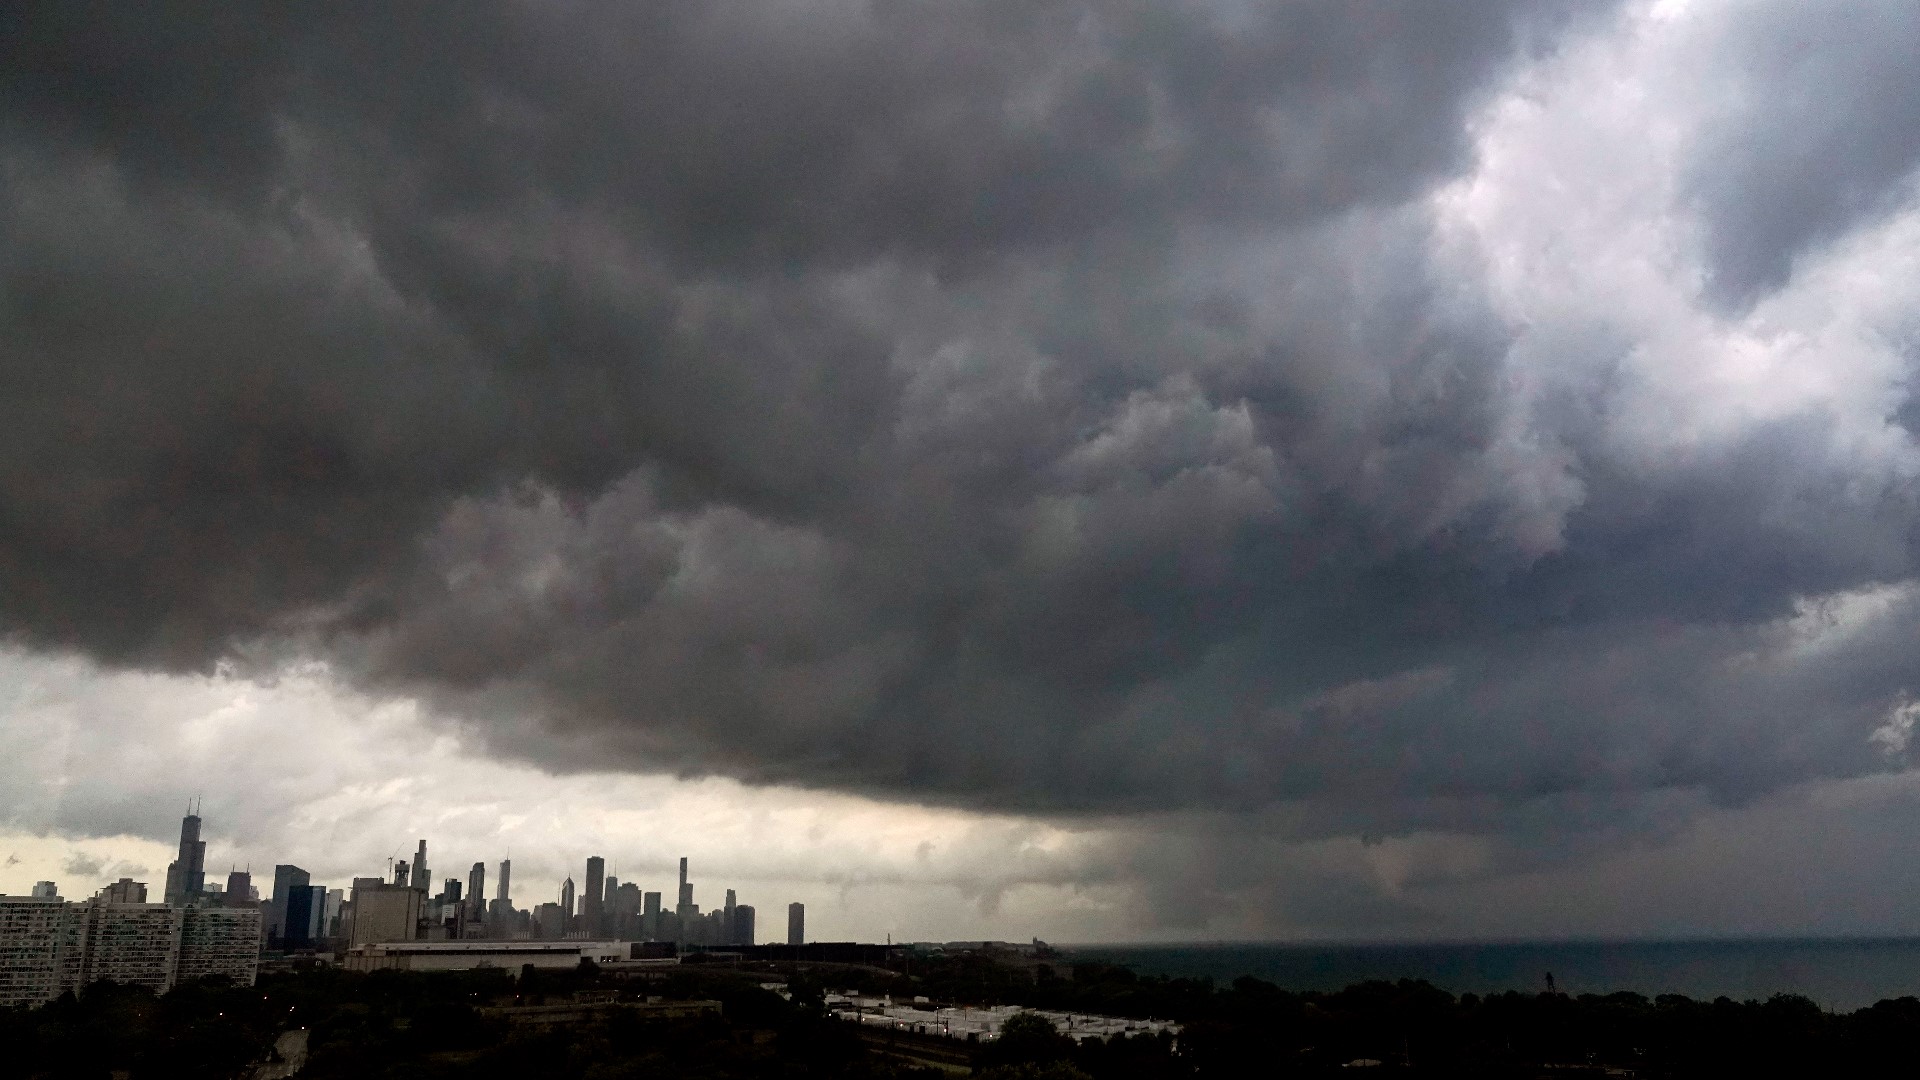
[
  {"x1": 583, "y1": 856, "x2": 605, "y2": 935},
  {"x1": 162, "y1": 801, "x2": 207, "y2": 905}
]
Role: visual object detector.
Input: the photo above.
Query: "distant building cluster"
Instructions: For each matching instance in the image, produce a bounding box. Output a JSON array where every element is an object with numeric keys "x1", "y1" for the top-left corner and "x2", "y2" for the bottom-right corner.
[
  {"x1": 336, "y1": 845, "x2": 774, "y2": 951},
  {"x1": 3, "y1": 803, "x2": 811, "y2": 1008}
]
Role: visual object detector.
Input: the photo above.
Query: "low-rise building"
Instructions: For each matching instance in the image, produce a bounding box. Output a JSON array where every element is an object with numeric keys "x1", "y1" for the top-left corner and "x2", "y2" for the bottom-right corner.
[
  {"x1": 825, "y1": 993, "x2": 1179, "y2": 1044},
  {"x1": 342, "y1": 939, "x2": 636, "y2": 973},
  {"x1": 479, "y1": 998, "x2": 721, "y2": 1029}
]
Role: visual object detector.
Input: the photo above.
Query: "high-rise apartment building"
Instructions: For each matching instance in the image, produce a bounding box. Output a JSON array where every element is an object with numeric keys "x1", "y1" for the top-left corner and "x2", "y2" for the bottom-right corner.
[
  {"x1": 787, "y1": 902, "x2": 804, "y2": 947},
  {"x1": 85, "y1": 902, "x2": 181, "y2": 989},
  {"x1": 0, "y1": 896, "x2": 260, "y2": 1008},
  {"x1": 177, "y1": 906, "x2": 264, "y2": 985},
  {"x1": 582, "y1": 857, "x2": 605, "y2": 935},
  {"x1": 0, "y1": 896, "x2": 84, "y2": 1008}
]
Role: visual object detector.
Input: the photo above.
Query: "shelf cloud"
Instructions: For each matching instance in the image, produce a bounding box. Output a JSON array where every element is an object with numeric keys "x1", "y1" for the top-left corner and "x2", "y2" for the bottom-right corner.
[{"x1": 7, "y1": 1, "x2": 1920, "y2": 929}]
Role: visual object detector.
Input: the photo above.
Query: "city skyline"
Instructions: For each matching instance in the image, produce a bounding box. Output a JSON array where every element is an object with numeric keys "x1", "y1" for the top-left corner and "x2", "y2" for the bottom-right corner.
[{"x1": 11, "y1": 807, "x2": 799, "y2": 951}]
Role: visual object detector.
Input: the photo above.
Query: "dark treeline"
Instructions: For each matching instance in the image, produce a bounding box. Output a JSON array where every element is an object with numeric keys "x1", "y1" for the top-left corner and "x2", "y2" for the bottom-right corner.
[
  {"x1": 0, "y1": 965, "x2": 937, "y2": 1080},
  {"x1": 6, "y1": 958, "x2": 1920, "y2": 1078},
  {"x1": 934, "y1": 958, "x2": 1920, "y2": 1078}
]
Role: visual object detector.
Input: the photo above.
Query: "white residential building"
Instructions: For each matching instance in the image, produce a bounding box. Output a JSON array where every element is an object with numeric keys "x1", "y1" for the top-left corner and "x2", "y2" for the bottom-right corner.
[{"x1": 0, "y1": 895, "x2": 261, "y2": 1009}]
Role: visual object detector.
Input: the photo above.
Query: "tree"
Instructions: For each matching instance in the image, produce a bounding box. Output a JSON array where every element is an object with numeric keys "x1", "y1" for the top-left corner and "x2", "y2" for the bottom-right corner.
[{"x1": 979, "y1": 1011, "x2": 1075, "y2": 1071}]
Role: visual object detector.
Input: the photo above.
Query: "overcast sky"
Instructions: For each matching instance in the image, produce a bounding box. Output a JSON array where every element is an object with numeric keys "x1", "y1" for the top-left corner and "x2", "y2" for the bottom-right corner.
[{"x1": 7, "y1": 0, "x2": 1920, "y2": 943}]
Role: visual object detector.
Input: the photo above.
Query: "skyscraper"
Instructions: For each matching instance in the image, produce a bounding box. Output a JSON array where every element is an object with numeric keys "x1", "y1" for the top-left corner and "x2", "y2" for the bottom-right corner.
[
  {"x1": 99, "y1": 878, "x2": 146, "y2": 903},
  {"x1": 582, "y1": 857, "x2": 605, "y2": 935},
  {"x1": 269, "y1": 865, "x2": 310, "y2": 947},
  {"x1": 724, "y1": 888, "x2": 736, "y2": 942},
  {"x1": 467, "y1": 862, "x2": 487, "y2": 920},
  {"x1": 734, "y1": 904, "x2": 755, "y2": 946},
  {"x1": 787, "y1": 902, "x2": 804, "y2": 947},
  {"x1": 412, "y1": 839, "x2": 428, "y2": 893},
  {"x1": 534, "y1": 902, "x2": 565, "y2": 939},
  {"x1": 560, "y1": 877, "x2": 575, "y2": 921},
  {"x1": 163, "y1": 807, "x2": 206, "y2": 905},
  {"x1": 675, "y1": 858, "x2": 697, "y2": 945},
  {"x1": 347, "y1": 879, "x2": 423, "y2": 945},
  {"x1": 225, "y1": 869, "x2": 251, "y2": 908},
  {"x1": 286, "y1": 883, "x2": 326, "y2": 948}
]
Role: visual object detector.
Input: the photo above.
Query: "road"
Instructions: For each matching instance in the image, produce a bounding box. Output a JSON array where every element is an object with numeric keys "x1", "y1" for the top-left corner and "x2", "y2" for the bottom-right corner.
[{"x1": 252, "y1": 1028, "x2": 308, "y2": 1080}]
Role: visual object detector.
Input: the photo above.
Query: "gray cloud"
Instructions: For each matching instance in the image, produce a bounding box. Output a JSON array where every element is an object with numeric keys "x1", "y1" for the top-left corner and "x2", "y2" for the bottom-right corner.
[
  {"x1": 1684, "y1": 1, "x2": 1920, "y2": 308},
  {"x1": 61, "y1": 851, "x2": 104, "y2": 878},
  {"x1": 7, "y1": 0, "x2": 1920, "y2": 873}
]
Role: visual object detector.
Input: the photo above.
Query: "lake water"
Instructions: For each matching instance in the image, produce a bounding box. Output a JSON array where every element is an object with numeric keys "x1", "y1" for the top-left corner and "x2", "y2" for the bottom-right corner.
[{"x1": 1062, "y1": 939, "x2": 1920, "y2": 1012}]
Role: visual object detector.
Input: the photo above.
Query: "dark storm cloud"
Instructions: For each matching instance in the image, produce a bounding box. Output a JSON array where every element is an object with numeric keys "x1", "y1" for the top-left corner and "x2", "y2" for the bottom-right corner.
[
  {"x1": 7, "y1": 0, "x2": 1920, "y2": 843},
  {"x1": 1685, "y1": 1, "x2": 1920, "y2": 308}
]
